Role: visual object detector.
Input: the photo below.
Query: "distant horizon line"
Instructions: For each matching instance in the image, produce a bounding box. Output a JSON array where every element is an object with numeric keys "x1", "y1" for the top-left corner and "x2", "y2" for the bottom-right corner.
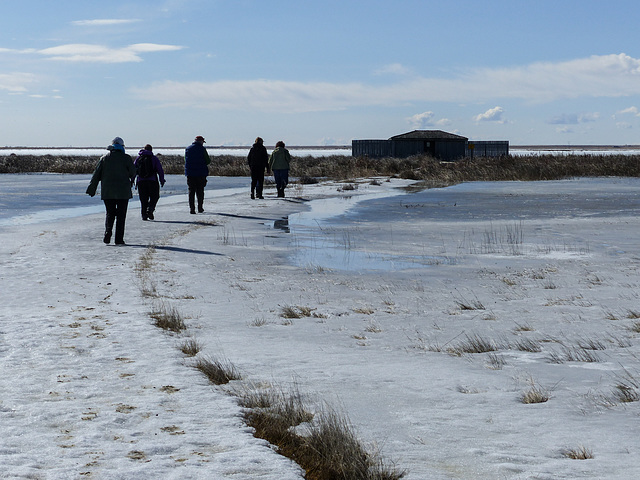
[{"x1": 2, "y1": 144, "x2": 640, "y2": 150}]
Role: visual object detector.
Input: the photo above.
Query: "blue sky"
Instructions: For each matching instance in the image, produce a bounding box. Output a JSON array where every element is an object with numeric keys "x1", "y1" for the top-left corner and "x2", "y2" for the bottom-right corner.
[{"x1": 1, "y1": 0, "x2": 640, "y2": 147}]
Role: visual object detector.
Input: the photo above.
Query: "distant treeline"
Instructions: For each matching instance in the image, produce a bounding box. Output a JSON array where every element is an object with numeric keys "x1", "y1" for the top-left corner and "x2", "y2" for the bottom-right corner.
[{"x1": 1, "y1": 152, "x2": 640, "y2": 183}]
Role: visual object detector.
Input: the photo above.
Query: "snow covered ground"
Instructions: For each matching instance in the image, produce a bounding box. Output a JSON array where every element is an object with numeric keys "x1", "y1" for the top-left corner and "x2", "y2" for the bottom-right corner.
[{"x1": 2, "y1": 175, "x2": 640, "y2": 479}]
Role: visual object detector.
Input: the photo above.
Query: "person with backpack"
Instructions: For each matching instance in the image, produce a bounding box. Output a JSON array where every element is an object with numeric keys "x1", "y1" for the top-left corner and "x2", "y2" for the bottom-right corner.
[
  {"x1": 86, "y1": 136, "x2": 136, "y2": 245},
  {"x1": 247, "y1": 136, "x2": 269, "y2": 199},
  {"x1": 134, "y1": 144, "x2": 165, "y2": 220},
  {"x1": 184, "y1": 135, "x2": 211, "y2": 214}
]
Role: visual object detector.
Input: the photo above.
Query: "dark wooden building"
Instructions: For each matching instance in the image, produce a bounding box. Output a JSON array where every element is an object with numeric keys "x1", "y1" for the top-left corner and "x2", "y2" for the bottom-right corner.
[{"x1": 352, "y1": 130, "x2": 508, "y2": 160}]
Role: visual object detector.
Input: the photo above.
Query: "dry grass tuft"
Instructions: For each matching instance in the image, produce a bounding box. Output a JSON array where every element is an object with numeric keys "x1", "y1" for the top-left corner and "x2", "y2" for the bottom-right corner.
[
  {"x1": 281, "y1": 305, "x2": 316, "y2": 319},
  {"x1": 449, "y1": 334, "x2": 498, "y2": 355},
  {"x1": 353, "y1": 307, "x2": 376, "y2": 315},
  {"x1": 561, "y1": 446, "x2": 593, "y2": 460},
  {"x1": 521, "y1": 385, "x2": 550, "y2": 404},
  {"x1": 302, "y1": 407, "x2": 405, "y2": 480},
  {"x1": 281, "y1": 306, "x2": 303, "y2": 319},
  {"x1": 611, "y1": 382, "x2": 639, "y2": 403},
  {"x1": 512, "y1": 338, "x2": 542, "y2": 353},
  {"x1": 194, "y1": 356, "x2": 241, "y2": 385},
  {"x1": 150, "y1": 303, "x2": 186, "y2": 333},
  {"x1": 486, "y1": 353, "x2": 506, "y2": 370},
  {"x1": 178, "y1": 338, "x2": 202, "y2": 357},
  {"x1": 237, "y1": 386, "x2": 404, "y2": 480}
]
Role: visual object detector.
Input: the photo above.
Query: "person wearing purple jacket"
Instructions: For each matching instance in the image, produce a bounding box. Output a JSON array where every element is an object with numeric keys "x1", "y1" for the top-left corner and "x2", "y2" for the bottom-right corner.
[{"x1": 134, "y1": 144, "x2": 165, "y2": 220}]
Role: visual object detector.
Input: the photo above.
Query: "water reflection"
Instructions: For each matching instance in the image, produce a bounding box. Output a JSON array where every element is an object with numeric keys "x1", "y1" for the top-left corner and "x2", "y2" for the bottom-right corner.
[
  {"x1": 273, "y1": 217, "x2": 290, "y2": 233},
  {"x1": 286, "y1": 191, "x2": 451, "y2": 272}
]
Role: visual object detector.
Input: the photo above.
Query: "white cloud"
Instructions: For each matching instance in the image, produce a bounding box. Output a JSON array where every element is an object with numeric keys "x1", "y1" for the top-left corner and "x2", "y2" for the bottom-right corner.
[
  {"x1": 374, "y1": 63, "x2": 410, "y2": 76},
  {"x1": 406, "y1": 111, "x2": 451, "y2": 129},
  {"x1": 71, "y1": 19, "x2": 141, "y2": 27},
  {"x1": 578, "y1": 112, "x2": 599, "y2": 123},
  {"x1": 617, "y1": 106, "x2": 640, "y2": 116},
  {"x1": 408, "y1": 111, "x2": 435, "y2": 128},
  {"x1": 548, "y1": 113, "x2": 578, "y2": 125},
  {"x1": 132, "y1": 53, "x2": 640, "y2": 112},
  {"x1": 548, "y1": 112, "x2": 599, "y2": 124},
  {"x1": 37, "y1": 43, "x2": 183, "y2": 63},
  {"x1": 474, "y1": 106, "x2": 504, "y2": 123},
  {"x1": 0, "y1": 72, "x2": 36, "y2": 93}
]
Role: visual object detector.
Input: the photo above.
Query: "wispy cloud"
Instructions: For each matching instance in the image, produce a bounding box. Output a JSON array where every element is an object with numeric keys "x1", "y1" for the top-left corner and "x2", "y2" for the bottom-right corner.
[
  {"x1": 36, "y1": 43, "x2": 183, "y2": 63},
  {"x1": 548, "y1": 112, "x2": 600, "y2": 125},
  {"x1": 71, "y1": 19, "x2": 141, "y2": 27},
  {"x1": 0, "y1": 43, "x2": 182, "y2": 63},
  {"x1": 374, "y1": 63, "x2": 410, "y2": 76},
  {"x1": 474, "y1": 106, "x2": 504, "y2": 123},
  {"x1": 0, "y1": 72, "x2": 36, "y2": 93},
  {"x1": 617, "y1": 106, "x2": 640, "y2": 116},
  {"x1": 133, "y1": 53, "x2": 640, "y2": 112}
]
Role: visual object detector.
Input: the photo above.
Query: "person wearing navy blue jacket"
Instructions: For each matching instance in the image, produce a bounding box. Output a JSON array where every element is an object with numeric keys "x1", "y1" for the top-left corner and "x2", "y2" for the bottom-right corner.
[
  {"x1": 134, "y1": 144, "x2": 165, "y2": 220},
  {"x1": 184, "y1": 135, "x2": 210, "y2": 214}
]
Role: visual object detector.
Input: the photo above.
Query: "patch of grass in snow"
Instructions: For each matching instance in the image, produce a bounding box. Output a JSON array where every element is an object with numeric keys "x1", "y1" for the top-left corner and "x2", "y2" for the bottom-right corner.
[
  {"x1": 520, "y1": 385, "x2": 550, "y2": 404},
  {"x1": 453, "y1": 290, "x2": 485, "y2": 311},
  {"x1": 178, "y1": 338, "x2": 202, "y2": 357},
  {"x1": 561, "y1": 446, "x2": 593, "y2": 460},
  {"x1": 249, "y1": 316, "x2": 269, "y2": 327},
  {"x1": 194, "y1": 356, "x2": 241, "y2": 385},
  {"x1": 485, "y1": 353, "x2": 507, "y2": 370},
  {"x1": 281, "y1": 305, "x2": 316, "y2": 319},
  {"x1": 150, "y1": 302, "x2": 186, "y2": 333},
  {"x1": 625, "y1": 309, "x2": 640, "y2": 319},
  {"x1": 448, "y1": 334, "x2": 498, "y2": 355},
  {"x1": 547, "y1": 345, "x2": 601, "y2": 363},
  {"x1": 236, "y1": 385, "x2": 405, "y2": 480},
  {"x1": 512, "y1": 322, "x2": 535, "y2": 333},
  {"x1": 576, "y1": 337, "x2": 606, "y2": 351},
  {"x1": 353, "y1": 306, "x2": 375, "y2": 315},
  {"x1": 511, "y1": 338, "x2": 542, "y2": 353},
  {"x1": 611, "y1": 382, "x2": 640, "y2": 404}
]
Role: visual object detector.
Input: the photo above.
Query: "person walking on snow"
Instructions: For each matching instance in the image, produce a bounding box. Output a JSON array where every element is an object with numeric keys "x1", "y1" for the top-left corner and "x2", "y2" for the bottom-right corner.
[
  {"x1": 184, "y1": 135, "x2": 210, "y2": 214},
  {"x1": 247, "y1": 136, "x2": 269, "y2": 199},
  {"x1": 268, "y1": 140, "x2": 291, "y2": 198},
  {"x1": 135, "y1": 144, "x2": 165, "y2": 220},
  {"x1": 86, "y1": 136, "x2": 136, "y2": 245}
]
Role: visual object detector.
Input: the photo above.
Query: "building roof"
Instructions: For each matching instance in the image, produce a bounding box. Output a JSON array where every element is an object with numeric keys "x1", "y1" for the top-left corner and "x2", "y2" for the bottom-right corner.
[{"x1": 389, "y1": 130, "x2": 468, "y2": 141}]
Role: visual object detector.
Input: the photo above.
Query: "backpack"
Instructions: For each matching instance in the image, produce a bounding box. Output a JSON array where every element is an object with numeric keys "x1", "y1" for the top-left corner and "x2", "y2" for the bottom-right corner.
[{"x1": 137, "y1": 154, "x2": 155, "y2": 178}]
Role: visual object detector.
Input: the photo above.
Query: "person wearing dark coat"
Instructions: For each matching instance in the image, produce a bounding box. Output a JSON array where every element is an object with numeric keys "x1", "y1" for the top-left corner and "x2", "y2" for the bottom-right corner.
[
  {"x1": 247, "y1": 137, "x2": 269, "y2": 199},
  {"x1": 86, "y1": 137, "x2": 136, "y2": 245},
  {"x1": 184, "y1": 135, "x2": 211, "y2": 214},
  {"x1": 134, "y1": 144, "x2": 165, "y2": 220}
]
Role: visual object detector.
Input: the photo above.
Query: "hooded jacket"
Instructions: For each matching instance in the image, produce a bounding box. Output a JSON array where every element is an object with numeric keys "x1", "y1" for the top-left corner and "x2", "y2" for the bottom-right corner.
[
  {"x1": 184, "y1": 142, "x2": 211, "y2": 177},
  {"x1": 268, "y1": 146, "x2": 291, "y2": 171},
  {"x1": 135, "y1": 149, "x2": 166, "y2": 185},
  {"x1": 86, "y1": 149, "x2": 136, "y2": 200},
  {"x1": 247, "y1": 142, "x2": 269, "y2": 171}
]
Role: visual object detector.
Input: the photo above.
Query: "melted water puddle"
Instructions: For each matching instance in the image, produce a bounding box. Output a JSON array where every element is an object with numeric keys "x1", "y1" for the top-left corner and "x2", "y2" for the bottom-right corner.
[{"x1": 281, "y1": 192, "x2": 454, "y2": 272}]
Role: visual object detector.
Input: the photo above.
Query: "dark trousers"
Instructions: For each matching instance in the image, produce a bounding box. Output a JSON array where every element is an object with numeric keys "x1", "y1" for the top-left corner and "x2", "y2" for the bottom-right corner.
[
  {"x1": 273, "y1": 169, "x2": 289, "y2": 196},
  {"x1": 103, "y1": 199, "x2": 129, "y2": 243},
  {"x1": 138, "y1": 180, "x2": 160, "y2": 218},
  {"x1": 250, "y1": 167, "x2": 265, "y2": 197},
  {"x1": 187, "y1": 176, "x2": 207, "y2": 212}
]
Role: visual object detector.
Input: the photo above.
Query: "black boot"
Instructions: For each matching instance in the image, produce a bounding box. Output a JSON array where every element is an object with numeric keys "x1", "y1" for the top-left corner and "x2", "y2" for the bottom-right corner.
[
  {"x1": 103, "y1": 231, "x2": 112, "y2": 244},
  {"x1": 251, "y1": 190, "x2": 255, "y2": 200}
]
